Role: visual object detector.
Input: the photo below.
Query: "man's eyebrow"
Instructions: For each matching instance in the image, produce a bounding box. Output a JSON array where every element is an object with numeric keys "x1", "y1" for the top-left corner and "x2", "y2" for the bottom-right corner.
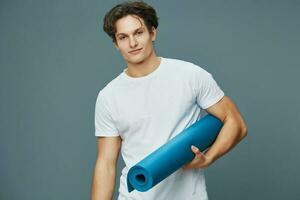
[{"x1": 116, "y1": 27, "x2": 145, "y2": 37}]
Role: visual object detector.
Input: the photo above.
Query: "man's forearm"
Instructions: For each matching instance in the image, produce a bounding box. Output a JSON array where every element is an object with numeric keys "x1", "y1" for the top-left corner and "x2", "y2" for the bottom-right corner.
[
  {"x1": 205, "y1": 115, "x2": 248, "y2": 163},
  {"x1": 91, "y1": 162, "x2": 116, "y2": 200}
]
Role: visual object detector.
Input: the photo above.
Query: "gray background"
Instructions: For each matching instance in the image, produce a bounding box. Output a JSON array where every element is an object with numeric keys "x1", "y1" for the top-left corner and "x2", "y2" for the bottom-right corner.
[{"x1": 1, "y1": 0, "x2": 299, "y2": 199}]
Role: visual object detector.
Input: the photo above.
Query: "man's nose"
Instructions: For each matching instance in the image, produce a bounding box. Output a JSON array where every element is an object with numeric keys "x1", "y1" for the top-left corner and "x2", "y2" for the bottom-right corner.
[{"x1": 129, "y1": 36, "x2": 138, "y2": 48}]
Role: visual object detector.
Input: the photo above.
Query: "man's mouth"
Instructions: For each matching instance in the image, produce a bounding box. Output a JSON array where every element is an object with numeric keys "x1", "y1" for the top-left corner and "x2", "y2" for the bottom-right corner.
[{"x1": 129, "y1": 48, "x2": 143, "y2": 54}]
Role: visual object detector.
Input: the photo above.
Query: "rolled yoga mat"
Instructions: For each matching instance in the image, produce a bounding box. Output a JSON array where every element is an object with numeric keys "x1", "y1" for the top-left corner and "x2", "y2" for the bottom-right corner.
[{"x1": 127, "y1": 114, "x2": 223, "y2": 193}]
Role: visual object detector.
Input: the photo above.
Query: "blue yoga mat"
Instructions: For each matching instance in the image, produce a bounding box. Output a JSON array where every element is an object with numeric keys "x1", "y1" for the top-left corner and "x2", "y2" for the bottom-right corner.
[{"x1": 127, "y1": 114, "x2": 223, "y2": 192}]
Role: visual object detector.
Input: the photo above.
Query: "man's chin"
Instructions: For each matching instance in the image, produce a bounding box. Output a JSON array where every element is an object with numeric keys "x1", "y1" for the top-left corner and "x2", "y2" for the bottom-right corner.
[{"x1": 126, "y1": 55, "x2": 145, "y2": 64}]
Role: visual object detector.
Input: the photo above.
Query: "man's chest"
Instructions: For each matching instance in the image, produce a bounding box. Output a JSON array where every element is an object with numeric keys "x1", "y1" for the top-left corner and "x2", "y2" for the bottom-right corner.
[{"x1": 111, "y1": 78, "x2": 196, "y2": 135}]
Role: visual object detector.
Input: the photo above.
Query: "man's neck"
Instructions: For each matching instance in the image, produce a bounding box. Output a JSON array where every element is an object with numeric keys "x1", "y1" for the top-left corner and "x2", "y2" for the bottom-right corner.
[{"x1": 125, "y1": 52, "x2": 161, "y2": 78}]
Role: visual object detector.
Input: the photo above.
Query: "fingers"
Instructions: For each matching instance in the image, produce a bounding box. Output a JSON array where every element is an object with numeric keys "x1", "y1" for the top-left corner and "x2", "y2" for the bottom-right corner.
[
  {"x1": 182, "y1": 145, "x2": 204, "y2": 170},
  {"x1": 191, "y1": 145, "x2": 201, "y2": 155},
  {"x1": 191, "y1": 145, "x2": 205, "y2": 158},
  {"x1": 182, "y1": 158, "x2": 201, "y2": 170}
]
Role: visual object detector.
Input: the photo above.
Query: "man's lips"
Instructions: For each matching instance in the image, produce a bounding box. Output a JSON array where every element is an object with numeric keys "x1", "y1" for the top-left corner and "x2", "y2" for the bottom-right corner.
[{"x1": 129, "y1": 48, "x2": 143, "y2": 54}]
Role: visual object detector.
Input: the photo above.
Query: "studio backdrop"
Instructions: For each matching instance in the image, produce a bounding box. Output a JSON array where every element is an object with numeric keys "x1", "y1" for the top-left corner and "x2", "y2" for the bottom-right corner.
[{"x1": 1, "y1": 0, "x2": 299, "y2": 199}]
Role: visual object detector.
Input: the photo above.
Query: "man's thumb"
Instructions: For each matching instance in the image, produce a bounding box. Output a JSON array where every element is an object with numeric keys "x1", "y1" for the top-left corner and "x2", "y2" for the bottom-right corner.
[{"x1": 191, "y1": 145, "x2": 200, "y2": 153}]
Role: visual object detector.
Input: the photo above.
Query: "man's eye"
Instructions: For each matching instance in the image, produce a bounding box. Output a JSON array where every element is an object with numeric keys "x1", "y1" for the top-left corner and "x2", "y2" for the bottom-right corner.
[
  {"x1": 119, "y1": 36, "x2": 126, "y2": 40},
  {"x1": 135, "y1": 31, "x2": 143, "y2": 36}
]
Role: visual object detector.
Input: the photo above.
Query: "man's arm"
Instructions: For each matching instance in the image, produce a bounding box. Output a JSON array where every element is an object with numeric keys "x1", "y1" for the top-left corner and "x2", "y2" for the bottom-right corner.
[
  {"x1": 183, "y1": 96, "x2": 248, "y2": 169},
  {"x1": 91, "y1": 136, "x2": 121, "y2": 200}
]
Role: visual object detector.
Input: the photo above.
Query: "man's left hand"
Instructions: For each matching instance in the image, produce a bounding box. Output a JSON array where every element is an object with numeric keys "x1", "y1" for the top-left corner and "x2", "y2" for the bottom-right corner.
[{"x1": 182, "y1": 145, "x2": 214, "y2": 170}]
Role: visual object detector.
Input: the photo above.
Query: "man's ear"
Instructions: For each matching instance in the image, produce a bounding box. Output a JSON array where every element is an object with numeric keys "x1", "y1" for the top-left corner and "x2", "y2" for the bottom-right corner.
[
  {"x1": 113, "y1": 41, "x2": 119, "y2": 50},
  {"x1": 151, "y1": 26, "x2": 157, "y2": 42}
]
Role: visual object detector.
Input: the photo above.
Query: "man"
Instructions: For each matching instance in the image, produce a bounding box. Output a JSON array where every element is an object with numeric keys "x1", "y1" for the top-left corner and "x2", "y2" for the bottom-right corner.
[{"x1": 91, "y1": 1, "x2": 247, "y2": 200}]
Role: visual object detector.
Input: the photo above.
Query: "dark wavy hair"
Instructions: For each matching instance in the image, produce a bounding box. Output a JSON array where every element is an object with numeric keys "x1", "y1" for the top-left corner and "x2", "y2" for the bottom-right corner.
[{"x1": 103, "y1": 1, "x2": 159, "y2": 43}]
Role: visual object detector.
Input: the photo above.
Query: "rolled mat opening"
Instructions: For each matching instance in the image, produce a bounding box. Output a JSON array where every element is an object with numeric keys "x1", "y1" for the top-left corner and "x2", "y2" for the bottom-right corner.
[{"x1": 135, "y1": 174, "x2": 146, "y2": 185}]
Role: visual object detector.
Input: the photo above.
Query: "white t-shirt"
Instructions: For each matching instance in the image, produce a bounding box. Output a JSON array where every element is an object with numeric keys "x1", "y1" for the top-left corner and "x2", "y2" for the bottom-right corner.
[{"x1": 94, "y1": 57, "x2": 224, "y2": 200}]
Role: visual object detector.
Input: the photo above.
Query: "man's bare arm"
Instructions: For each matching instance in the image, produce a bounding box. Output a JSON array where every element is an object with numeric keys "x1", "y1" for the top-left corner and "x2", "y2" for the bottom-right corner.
[
  {"x1": 204, "y1": 96, "x2": 247, "y2": 162},
  {"x1": 183, "y1": 96, "x2": 248, "y2": 169},
  {"x1": 91, "y1": 136, "x2": 121, "y2": 200}
]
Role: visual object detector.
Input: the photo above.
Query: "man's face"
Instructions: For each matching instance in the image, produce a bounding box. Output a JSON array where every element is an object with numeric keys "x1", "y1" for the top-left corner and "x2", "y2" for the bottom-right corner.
[{"x1": 114, "y1": 15, "x2": 156, "y2": 64}]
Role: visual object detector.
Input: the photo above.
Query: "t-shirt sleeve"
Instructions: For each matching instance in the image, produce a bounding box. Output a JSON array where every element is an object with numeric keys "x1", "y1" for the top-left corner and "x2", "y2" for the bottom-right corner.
[
  {"x1": 94, "y1": 91, "x2": 119, "y2": 137},
  {"x1": 192, "y1": 64, "x2": 225, "y2": 109}
]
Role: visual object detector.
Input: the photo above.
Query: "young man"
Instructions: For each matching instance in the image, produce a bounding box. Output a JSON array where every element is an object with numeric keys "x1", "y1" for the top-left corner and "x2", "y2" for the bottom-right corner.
[{"x1": 91, "y1": 1, "x2": 247, "y2": 200}]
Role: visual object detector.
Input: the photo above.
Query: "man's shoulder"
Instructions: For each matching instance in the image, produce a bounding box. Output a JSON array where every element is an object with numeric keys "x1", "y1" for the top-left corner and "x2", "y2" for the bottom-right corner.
[
  {"x1": 97, "y1": 72, "x2": 124, "y2": 99},
  {"x1": 163, "y1": 57, "x2": 207, "y2": 74},
  {"x1": 163, "y1": 57, "x2": 195, "y2": 67}
]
